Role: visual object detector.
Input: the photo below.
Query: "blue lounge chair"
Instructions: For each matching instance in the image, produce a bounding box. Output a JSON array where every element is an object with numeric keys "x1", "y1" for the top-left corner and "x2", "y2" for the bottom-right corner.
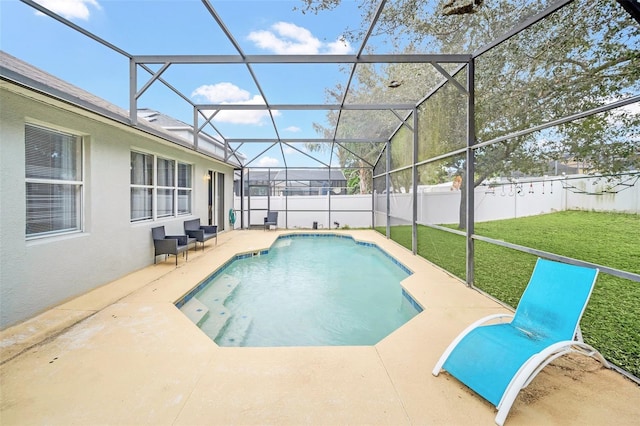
[{"x1": 432, "y1": 258, "x2": 610, "y2": 426}]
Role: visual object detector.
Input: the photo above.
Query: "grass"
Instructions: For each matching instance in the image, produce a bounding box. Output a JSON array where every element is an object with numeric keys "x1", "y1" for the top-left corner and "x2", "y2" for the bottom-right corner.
[{"x1": 377, "y1": 211, "x2": 640, "y2": 378}]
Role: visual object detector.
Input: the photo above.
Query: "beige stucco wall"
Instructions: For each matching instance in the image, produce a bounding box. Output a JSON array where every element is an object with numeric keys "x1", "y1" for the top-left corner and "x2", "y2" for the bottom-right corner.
[{"x1": 0, "y1": 86, "x2": 235, "y2": 328}]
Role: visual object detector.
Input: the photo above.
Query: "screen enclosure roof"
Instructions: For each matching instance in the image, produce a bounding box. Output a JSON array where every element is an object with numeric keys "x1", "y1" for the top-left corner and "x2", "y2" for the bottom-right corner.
[{"x1": 7, "y1": 0, "x2": 575, "y2": 169}]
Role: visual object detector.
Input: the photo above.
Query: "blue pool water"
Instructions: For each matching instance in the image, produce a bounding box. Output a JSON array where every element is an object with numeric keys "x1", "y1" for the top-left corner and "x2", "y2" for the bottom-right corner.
[{"x1": 181, "y1": 235, "x2": 421, "y2": 347}]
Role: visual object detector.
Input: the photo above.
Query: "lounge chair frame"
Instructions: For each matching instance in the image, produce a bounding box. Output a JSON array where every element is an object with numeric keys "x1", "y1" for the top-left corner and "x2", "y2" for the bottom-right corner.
[{"x1": 432, "y1": 258, "x2": 610, "y2": 426}]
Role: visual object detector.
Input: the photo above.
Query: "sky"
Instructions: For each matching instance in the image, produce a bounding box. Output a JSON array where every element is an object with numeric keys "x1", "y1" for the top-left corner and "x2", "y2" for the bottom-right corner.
[
  {"x1": 0, "y1": 0, "x2": 374, "y2": 168},
  {"x1": 4, "y1": 1, "x2": 637, "y2": 169}
]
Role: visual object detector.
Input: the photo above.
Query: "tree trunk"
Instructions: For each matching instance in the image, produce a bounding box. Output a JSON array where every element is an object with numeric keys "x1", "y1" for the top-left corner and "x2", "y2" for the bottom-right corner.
[
  {"x1": 458, "y1": 174, "x2": 467, "y2": 230},
  {"x1": 359, "y1": 161, "x2": 368, "y2": 194}
]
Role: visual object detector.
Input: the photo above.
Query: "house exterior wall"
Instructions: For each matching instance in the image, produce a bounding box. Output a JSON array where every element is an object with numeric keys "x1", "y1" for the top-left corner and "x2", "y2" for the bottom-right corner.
[{"x1": 0, "y1": 87, "x2": 235, "y2": 329}]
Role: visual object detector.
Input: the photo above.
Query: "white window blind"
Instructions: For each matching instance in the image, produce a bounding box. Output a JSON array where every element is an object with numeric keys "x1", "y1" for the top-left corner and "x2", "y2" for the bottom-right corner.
[
  {"x1": 178, "y1": 162, "x2": 192, "y2": 215},
  {"x1": 130, "y1": 152, "x2": 192, "y2": 221},
  {"x1": 157, "y1": 157, "x2": 175, "y2": 218},
  {"x1": 130, "y1": 151, "x2": 153, "y2": 221},
  {"x1": 25, "y1": 124, "x2": 82, "y2": 237}
]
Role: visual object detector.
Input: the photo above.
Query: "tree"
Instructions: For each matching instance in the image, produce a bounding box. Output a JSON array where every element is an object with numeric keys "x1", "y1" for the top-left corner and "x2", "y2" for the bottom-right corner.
[
  {"x1": 301, "y1": 0, "x2": 640, "y2": 228},
  {"x1": 306, "y1": 54, "x2": 450, "y2": 193}
]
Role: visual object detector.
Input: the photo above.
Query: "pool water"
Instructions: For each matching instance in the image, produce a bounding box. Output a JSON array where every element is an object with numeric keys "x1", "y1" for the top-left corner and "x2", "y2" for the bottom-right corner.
[{"x1": 187, "y1": 235, "x2": 420, "y2": 347}]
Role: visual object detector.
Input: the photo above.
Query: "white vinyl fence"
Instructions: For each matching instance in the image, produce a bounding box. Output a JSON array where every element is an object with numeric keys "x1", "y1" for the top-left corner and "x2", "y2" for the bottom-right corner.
[{"x1": 235, "y1": 174, "x2": 639, "y2": 229}]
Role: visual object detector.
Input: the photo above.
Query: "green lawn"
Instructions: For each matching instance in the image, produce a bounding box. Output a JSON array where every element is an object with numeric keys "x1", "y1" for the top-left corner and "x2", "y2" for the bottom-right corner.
[{"x1": 377, "y1": 211, "x2": 640, "y2": 378}]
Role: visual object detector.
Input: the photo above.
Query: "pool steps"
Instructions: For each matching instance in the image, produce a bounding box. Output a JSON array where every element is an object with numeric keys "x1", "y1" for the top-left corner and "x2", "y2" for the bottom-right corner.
[
  {"x1": 198, "y1": 301, "x2": 231, "y2": 339},
  {"x1": 180, "y1": 274, "x2": 254, "y2": 344},
  {"x1": 216, "y1": 313, "x2": 253, "y2": 346},
  {"x1": 179, "y1": 297, "x2": 209, "y2": 326},
  {"x1": 272, "y1": 239, "x2": 292, "y2": 248}
]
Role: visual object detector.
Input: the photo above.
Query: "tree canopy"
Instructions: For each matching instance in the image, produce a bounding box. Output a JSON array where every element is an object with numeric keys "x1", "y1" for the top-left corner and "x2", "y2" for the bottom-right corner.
[{"x1": 302, "y1": 0, "x2": 640, "y2": 205}]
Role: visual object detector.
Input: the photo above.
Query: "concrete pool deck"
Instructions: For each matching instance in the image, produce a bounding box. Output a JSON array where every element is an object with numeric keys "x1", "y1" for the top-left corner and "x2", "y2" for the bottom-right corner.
[{"x1": 1, "y1": 229, "x2": 638, "y2": 425}]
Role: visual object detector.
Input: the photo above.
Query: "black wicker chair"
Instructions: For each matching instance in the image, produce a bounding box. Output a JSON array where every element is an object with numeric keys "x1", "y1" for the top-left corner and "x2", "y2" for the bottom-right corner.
[
  {"x1": 264, "y1": 211, "x2": 278, "y2": 230},
  {"x1": 151, "y1": 226, "x2": 193, "y2": 265},
  {"x1": 184, "y1": 218, "x2": 217, "y2": 251}
]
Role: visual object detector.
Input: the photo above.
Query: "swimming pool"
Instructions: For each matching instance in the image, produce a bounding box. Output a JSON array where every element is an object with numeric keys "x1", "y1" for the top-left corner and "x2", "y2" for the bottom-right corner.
[{"x1": 177, "y1": 234, "x2": 422, "y2": 347}]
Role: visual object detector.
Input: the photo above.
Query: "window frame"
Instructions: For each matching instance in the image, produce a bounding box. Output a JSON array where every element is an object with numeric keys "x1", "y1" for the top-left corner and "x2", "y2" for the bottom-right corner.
[
  {"x1": 25, "y1": 123, "x2": 84, "y2": 239},
  {"x1": 177, "y1": 162, "x2": 193, "y2": 216},
  {"x1": 130, "y1": 151, "x2": 154, "y2": 222},
  {"x1": 156, "y1": 156, "x2": 176, "y2": 219},
  {"x1": 130, "y1": 150, "x2": 193, "y2": 222}
]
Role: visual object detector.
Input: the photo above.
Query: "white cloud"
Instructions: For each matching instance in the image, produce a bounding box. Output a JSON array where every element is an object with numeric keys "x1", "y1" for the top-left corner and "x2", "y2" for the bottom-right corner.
[
  {"x1": 192, "y1": 82, "x2": 280, "y2": 125},
  {"x1": 34, "y1": 0, "x2": 100, "y2": 20},
  {"x1": 284, "y1": 126, "x2": 301, "y2": 132},
  {"x1": 247, "y1": 22, "x2": 352, "y2": 55},
  {"x1": 283, "y1": 146, "x2": 297, "y2": 154},
  {"x1": 192, "y1": 82, "x2": 250, "y2": 103},
  {"x1": 257, "y1": 156, "x2": 280, "y2": 167},
  {"x1": 211, "y1": 107, "x2": 274, "y2": 125},
  {"x1": 325, "y1": 38, "x2": 352, "y2": 54}
]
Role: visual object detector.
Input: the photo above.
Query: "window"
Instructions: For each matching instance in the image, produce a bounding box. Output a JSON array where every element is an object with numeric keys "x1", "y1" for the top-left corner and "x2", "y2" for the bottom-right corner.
[
  {"x1": 130, "y1": 151, "x2": 153, "y2": 221},
  {"x1": 177, "y1": 162, "x2": 192, "y2": 214},
  {"x1": 25, "y1": 124, "x2": 83, "y2": 237},
  {"x1": 157, "y1": 157, "x2": 175, "y2": 218},
  {"x1": 130, "y1": 151, "x2": 192, "y2": 221}
]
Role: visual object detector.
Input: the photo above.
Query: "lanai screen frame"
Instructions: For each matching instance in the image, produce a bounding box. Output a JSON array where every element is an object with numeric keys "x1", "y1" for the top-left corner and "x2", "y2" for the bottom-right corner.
[
  {"x1": 375, "y1": 0, "x2": 640, "y2": 286},
  {"x1": 21, "y1": 0, "x2": 638, "y2": 285},
  {"x1": 19, "y1": 0, "x2": 639, "y2": 381},
  {"x1": 20, "y1": 0, "x2": 472, "y2": 236},
  {"x1": 371, "y1": 0, "x2": 639, "y2": 383}
]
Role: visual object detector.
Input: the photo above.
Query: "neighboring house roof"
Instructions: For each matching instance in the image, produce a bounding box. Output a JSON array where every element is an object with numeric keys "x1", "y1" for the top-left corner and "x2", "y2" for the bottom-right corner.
[
  {"x1": 243, "y1": 168, "x2": 346, "y2": 182},
  {"x1": 243, "y1": 169, "x2": 280, "y2": 182},
  {"x1": 0, "y1": 51, "x2": 235, "y2": 167},
  {"x1": 274, "y1": 169, "x2": 346, "y2": 182}
]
